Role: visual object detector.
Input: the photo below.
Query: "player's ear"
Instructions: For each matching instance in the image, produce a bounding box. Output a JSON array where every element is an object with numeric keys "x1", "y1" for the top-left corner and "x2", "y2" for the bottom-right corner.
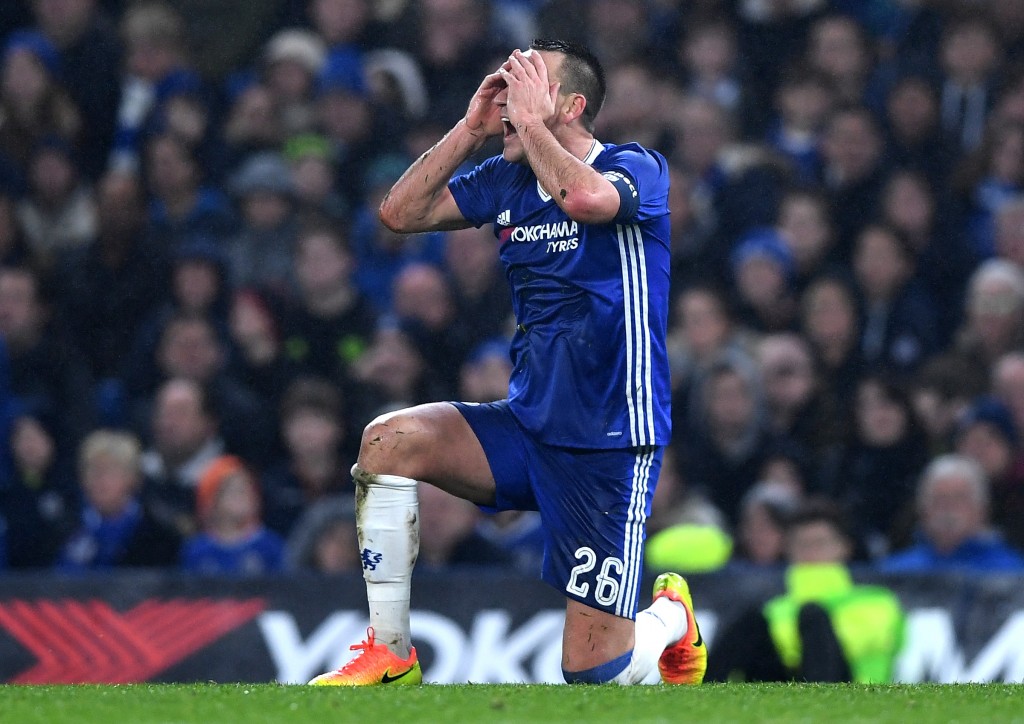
[{"x1": 561, "y1": 92, "x2": 587, "y2": 125}]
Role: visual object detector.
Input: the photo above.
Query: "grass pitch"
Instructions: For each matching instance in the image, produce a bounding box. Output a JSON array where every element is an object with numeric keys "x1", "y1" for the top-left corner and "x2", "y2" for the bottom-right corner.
[{"x1": 1, "y1": 682, "x2": 1022, "y2": 723}]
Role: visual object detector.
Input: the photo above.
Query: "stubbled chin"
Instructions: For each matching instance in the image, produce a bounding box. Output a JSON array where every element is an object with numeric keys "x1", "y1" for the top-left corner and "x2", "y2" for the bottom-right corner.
[{"x1": 502, "y1": 137, "x2": 524, "y2": 163}]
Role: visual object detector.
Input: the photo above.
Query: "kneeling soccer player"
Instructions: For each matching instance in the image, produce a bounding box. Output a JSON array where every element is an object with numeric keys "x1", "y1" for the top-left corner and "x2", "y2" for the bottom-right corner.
[{"x1": 309, "y1": 38, "x2": 705, "y2": 686}]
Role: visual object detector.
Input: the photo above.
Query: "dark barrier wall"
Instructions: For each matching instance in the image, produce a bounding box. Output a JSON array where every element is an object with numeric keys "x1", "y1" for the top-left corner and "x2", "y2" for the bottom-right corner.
[{"x1": 0, "y1": 570, "x2": 1021, "y2": 684}]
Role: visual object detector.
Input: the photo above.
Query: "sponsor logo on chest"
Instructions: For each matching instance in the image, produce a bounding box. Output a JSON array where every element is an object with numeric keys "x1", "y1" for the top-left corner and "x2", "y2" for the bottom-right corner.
[{"x1": 498, "y1": 217, "x2": 580, "y2": 253}]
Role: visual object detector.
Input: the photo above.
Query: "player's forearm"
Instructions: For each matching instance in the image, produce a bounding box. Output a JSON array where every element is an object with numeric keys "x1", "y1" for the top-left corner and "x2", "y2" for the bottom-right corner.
[
  {"x1": 518, "y1": 122, "x2": 618, "y2": 224},
  {"x1": 378, "y1": 119, "x2": 486, "y2": 233}
]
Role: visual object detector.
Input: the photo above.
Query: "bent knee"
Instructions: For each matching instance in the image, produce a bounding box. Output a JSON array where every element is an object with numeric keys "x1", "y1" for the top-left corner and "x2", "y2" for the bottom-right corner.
[{"x1": 358, "y1": 410, "x2": 437, "y2": 478}]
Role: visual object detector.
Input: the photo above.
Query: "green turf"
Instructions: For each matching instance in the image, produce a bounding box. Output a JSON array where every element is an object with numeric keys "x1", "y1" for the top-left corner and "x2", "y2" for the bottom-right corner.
[{"x1": 0, "y1": 683, "x2": 1022, "y2": 723}]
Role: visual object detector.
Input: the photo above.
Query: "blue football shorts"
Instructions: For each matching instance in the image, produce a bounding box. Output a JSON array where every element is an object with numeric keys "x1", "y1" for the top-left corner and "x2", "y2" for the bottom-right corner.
[{"x1": 451, "y1": 400, "x2": 662, "y2": 620}]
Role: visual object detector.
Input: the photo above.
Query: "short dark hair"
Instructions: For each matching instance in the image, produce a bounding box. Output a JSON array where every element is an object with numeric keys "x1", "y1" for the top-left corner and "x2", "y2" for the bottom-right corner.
[
  {"x1": 785, "y1": 498, "x2": 852, "y2": 543},
  {"x1": 530, "y1": 38, "x2": 606, "y2": 132},
  {"x1": 280, "y1": 376, "x2": 344, "y2": 423}
]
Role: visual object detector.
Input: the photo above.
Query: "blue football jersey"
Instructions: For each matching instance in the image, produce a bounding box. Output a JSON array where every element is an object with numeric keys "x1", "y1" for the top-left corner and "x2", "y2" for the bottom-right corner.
[{"x1": 449, "y1": 140, "x2": 671, "y2": 448}]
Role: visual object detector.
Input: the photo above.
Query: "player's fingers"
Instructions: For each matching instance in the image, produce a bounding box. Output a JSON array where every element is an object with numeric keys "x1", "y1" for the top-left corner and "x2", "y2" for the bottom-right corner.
[
  {"x1": 525, "y1": 49, "x2": 547, "y2": 80},
  {"x1": 480, "y1": 71, "x2": 505, "y2": 90},
  {"x1": 512, "y1": 50, "x2": 540, "y2": 82},
  {"x1": 506, "y1": 53, "x2": 528, "y2": 78}
]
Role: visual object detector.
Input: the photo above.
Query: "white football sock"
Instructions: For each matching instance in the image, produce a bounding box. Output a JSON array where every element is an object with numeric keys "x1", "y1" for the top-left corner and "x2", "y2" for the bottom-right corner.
[
  {"x1": 612, "y1": 597, "x2": 688, "y2": 685},
  {"x1": 353, "y1": 465, "x2": 419, "y2": 658}
]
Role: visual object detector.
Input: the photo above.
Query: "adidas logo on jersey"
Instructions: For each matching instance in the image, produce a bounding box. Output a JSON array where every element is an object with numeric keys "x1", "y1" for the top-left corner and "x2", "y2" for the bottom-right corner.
[{"x1": 497, "y1": 209, "x2": 511, "y2": 226}]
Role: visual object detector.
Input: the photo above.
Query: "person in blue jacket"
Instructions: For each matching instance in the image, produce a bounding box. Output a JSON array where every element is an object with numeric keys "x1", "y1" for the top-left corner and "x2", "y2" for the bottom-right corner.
[{"x1": 880, "y1": 453, "x2": 1024, "y2": 573}]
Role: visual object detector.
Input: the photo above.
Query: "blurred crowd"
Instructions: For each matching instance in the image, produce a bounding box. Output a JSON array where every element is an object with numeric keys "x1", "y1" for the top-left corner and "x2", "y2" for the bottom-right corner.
[{"x1": 1, "y1": 0, "x2": 1024, "y2": 580}]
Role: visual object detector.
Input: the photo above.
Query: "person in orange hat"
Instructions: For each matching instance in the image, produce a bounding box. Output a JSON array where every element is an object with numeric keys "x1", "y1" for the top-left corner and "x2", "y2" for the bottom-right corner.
[{"x1": 180, "y1": 454, "x2": 284, "y2": 575}]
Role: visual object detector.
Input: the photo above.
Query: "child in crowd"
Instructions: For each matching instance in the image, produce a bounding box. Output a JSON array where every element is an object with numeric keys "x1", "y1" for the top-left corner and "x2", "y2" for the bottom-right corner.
[{"x1": 180, "y1": 454, "x2": 284, "y2": 575}]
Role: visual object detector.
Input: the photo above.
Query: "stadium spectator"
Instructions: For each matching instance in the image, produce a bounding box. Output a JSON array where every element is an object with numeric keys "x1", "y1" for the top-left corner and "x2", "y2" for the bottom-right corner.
[
  {"x1": 938, "y1": 16, "x2": 1002, "y2": 154},
  {"x1": 180, "y1": 454, "x2": 285, "y2": 575},
  {"x1": 139, "y1": 376, "x2": 226, "y2": 536},
  {"x1": 755, "y1": 332, "x2": 842, "y2": 463},
  {"x1": 0, "y1": 29, "x2": 80, "y2": 171},
  {"x1": 260, "y1": 28, "x2": 327, "y2": 138},
  {"x1": 17, "y1": 136, "x2": 96, "y2": 263},
  {"x1": 731, "y1": 480, "x2": 802, "y2": 569},
  {"x1": 0, "y1": 263, "x2": 96, "y2": 450},
  {"x1": 729, "y1": 226, "x2": 799, "y2": 334},
  {"x1": 280, "y1": 223, "x2": 377, "y2": 387},
  {"x1": 882, "y1": 75, "x2": 955, "y2": 188},
  {"x1": 58, "y1": 429, "x2": 181, "y2": 571},
  {"x1": 822, "y1": 374, "x2": 930, "y2": 559},
  {"x1": 955, "y1": 120, "x2": 1024, "y2": 259},
  {"x1": 144, "y1": 133, "x2": 235, "y2": 246},
  {"x1": 309, "y1": 0, "x2": 376, "y2": 53},
  {"x1": 221, "y1": 83, "x2": 283, "y2": 169},
  {"x1": 284, "y1": 495, "x2": 359, "y2": 574},
  {"x1": 226, "y1": 287, "x2": 296, "y2": 411},
  {"x1": 2, "y1": 413, "x2": 76, "y2": 568},
  {"x1": 764, "y1": 66, "x2": 832, "y2": 184},
  {"x1": 128, "y1": 237, "x2": 232, "y2": 394},
  {"x1": 110, "y1": 2, "x2": 199, "y2": 174},
  {"x1": 818, "y1": 105, "x2": 888, "y2": 256},
  {"x1": 910, "y1": 353, "x2": 987, "y2": 457},
  {"x1": 262, "y1": 376, "x2": 353, "y2": 537},
  {"x1": 878, "y1": 169, "x2": 973, "y2": 343},
  {"x1": 55, "y1": 171, "x2": 168, "y2": 384},
  {"x1": 392, "y1": 263, "x2": 473, "y2": 397},
  {"x1": 350, "y1": 153, "x2": 446, "y2": 310},
  {"x1": 415, "y1": 480, "x2": 513, "y2": 569},
  {"x1": 951, "y1": 396, "x2": 1024, "y2": 551},
  {"x1": 806, "y1": 14, "x2": 874, "y2": 106},
  {"x1": 316, "y1": 49, "x2": 378, "y2": 209},
  {"x1": 444, "y1": 223, "x2": 514, "y2": 344},
  {"x1": 32, "y1": 0, "x2": 121, "y2": 180},
  {"x1": 992, "y1": 352, "x2": 1024, "y2": 447},
  {"x1": 851, "y1": 223, "x2": 938, "y2": 374},
  {"x1": 457, "y1": 338, "x2": 512, "y2": 404},
  {"x1": 679, "y1": 351, "x2": 775, "y2": 525},
  {"x1": 0, "y1": 189, "x2": 32, "y2": 267},
  {"x1": 707, "y1": 499, "x2": 905, "y2": 683},
  {"x1": 671, "y1": 97, "x2": 785, "y2": 260},
  {"x1": 880, "y1": 453, "x2": 1024, "y2": 573},
  {"x1": 678, "y1": 17, "x2": 746, "y2": 119},
  {"x1": 348, "y1": 316, "x2": 444, "y2": 422},
  {"x1": 994, "y1": 196, "x2": 1024, "y2": 267},
  {"x1": 406, "y1": 0, "x2": 509, "y2": 126},
  {"x1": 666, "y1": 164, "x2": 716, "y2": 288},
  {"x1": 595, "y1": 58, "x2": 673, "y2": 151},
  {"x1": 283, "y1": 132, "x2": 348, "y2": 223},
  {"x1": 774, "y1": 187, "x2": 838, "y2": 294},
  {"x1": 953, "y1": 259, "x2": 1024, "y2": 375},
  {"x1": 667, "y1": 284, "x2": 754, "y2": 442},
  {"x1": 799, "y1": 274, "x2": 865, "y2": 413},
  {"x1": 226, "y1": 151, "x2": 300, "y2": 297},
  {"x1": 130, "y1": 314, "x2": 268, "y2": 465}
]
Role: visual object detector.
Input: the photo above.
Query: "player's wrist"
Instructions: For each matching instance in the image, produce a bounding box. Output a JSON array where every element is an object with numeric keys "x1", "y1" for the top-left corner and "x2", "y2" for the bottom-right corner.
[{"x1": 458, "y1": 118, "x2": 492, "y2": 145}]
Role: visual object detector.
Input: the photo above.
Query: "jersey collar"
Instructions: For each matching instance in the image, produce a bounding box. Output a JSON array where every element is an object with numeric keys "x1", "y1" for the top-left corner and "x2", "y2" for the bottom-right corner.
[{"x1": 538, "y1": 139, "x2": 603, "y2": 202}]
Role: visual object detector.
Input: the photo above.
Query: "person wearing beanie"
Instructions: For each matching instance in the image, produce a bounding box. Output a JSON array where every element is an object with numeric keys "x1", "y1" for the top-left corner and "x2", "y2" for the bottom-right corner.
[
  {"x1": 730, "y1": 226, "x2": 799, "y2": 333},
  {"x1": 0, "y1": 29, "x2": 80, "y2": 170},
  {"x1": 263, "y1": 29, "x2": 327, "y2": 136},
  {"x1": 180, "y1": 454, "x2": 285, "y2": 575},
  {"x1": 953, "y1": 395, "x2": 1024, "y2": 549}
]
